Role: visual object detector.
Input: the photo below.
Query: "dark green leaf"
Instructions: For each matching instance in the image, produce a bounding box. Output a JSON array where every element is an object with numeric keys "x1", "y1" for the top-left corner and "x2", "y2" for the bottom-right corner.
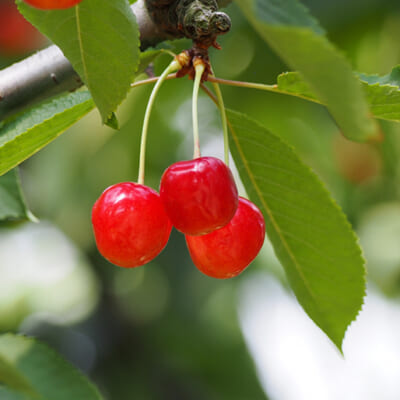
[
  {"x1": 0, "y1": 91, "x2": 94, "y2": 177},
  {"x1": 0, "y1": 386, "x2": 31, "y2": 400},
  {"x1": 0, "y1": 169, "x2": 30, "y2": 221},
  {"x1": 235, "y1": 0, "x2": 379, "y2": 142},
  {"x1": 105, "y1": 112, "x2": 119, "y2": 130},
  {"x1": 137, "y1": 50, "x2": 163, "y2": 76},
  {"x1": 227, "y1": 109, "x2": 365, "y2": 350},
  {"x1": 0, "y1": 334, "x2": 103, "y2": 400},
  {"x1": 0, "y1": 351, "x2": 37, "y2": 398},
  {"x1": 18, "y1": 0, "x2": 140, "y2": 123}
]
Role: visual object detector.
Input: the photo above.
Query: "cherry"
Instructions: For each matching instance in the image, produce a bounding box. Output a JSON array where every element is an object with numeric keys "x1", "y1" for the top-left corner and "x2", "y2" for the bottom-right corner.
[
  {"x1": 159, "y1": 156, "x2": 238, "y2": 236},
  {"x1": 0, "y1": 0, "x2": 44, "y2": 56},
  {"x1": 92, "y1": 182, "x2": 172, "y2": 268},
  {"x1": 22, "y1": 0, "x2": 83, "y2": 10},
  {"x1": 185, "y1": 197, "x2": 265, "y2": 279}
]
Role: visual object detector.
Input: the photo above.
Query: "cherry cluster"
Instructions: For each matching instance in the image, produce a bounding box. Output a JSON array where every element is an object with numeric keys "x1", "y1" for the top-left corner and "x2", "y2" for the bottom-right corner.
[{"x1": 92, "y1": 156, "x2": 265, "y2": 279}]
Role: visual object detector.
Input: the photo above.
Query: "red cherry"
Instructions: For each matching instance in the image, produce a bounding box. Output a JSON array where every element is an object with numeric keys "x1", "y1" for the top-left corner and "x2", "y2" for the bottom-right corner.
[
  {"x1": 0, "y1": 0, "x2": 45, "y2": 56},
  {"x1": 186, "y1": 197, "x2": 265, "y2": 279},
  {"x1": 160, "y1": 157, "x2": 238, "y2": 236},
  {"x1": 92, "y1": 182, "x2": 172, "y2": 268},
  {"x1": 22, "y1": 0, "x2": 83, "y2": 9}
]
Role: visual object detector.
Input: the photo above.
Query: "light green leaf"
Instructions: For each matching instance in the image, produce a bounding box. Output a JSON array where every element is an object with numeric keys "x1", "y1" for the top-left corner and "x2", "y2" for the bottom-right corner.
[
  {"x1": 359, "y1": 65, "x2": 400, "y2": 86},
  {"x1": 227, "y1": 109, "x2": 365, "y2": 350},
  {"x1": 0, "y1": 169, "x2": 30, "y2": 221},
  {"x1": 276, "y1": 67, "x2": 400, "y2": 123},
  {"x1": 235, "y1": 0, "x2": 379, "y2": 142},
  {"x1": 0, "y1": 91, "x2": 94, "y2": 177},
  {"x1": 0, "y1": 334, "x2": 102, "y2": 400},
  {"x1": 233, "y1": 65, "x2": 400, "y2": 127},
  {"x1": 360, "y1": 67, "x2": 400, "y2": 122},
  {"x1": 276, "y1": 71, "x2": 319, "y2": 101},
  {"x1": 18, "y1": 0, "x2": 140, "y2": 123}
]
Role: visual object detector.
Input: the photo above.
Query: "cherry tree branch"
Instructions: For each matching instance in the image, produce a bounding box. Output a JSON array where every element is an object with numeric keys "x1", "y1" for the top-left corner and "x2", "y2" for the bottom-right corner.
[{"x1": 0, "y1": 0, "x2": 231, "y2": 122}]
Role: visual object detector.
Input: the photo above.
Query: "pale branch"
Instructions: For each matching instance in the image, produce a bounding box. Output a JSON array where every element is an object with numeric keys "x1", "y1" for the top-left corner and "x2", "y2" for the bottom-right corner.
[
  {"x1": 0, "y1": 46, "x2": 80, "y2": 122},
  {"x1": 0, "y1": 0, "x2": 231, "y2": 122}
]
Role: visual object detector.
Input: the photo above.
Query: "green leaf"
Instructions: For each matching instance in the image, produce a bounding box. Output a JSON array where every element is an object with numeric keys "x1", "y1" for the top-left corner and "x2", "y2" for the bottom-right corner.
[
  {"x1": 0, "y1": 169, "x2": 30, "y2": 221},
  {"x1": 0, "y1": 386, "x2": 31, "y2": 400},
  {"x1": 227, "y1": 109, "x2": 365, "y2": 350},
  {"x1": 0, "y1": 351, "x2": 37, "y2": 398},
  {"x1": 0, "y1": 91, "x2": 94, "y2": 177},
  {"x1": 235, "y1": 0, "x2": 379, "y2": 142},
  {"x1": 136, "y1": 50, "x2": 163, "y2": 76},
  {"x1": 0, "y1": 48, "x2": 162, "y2": 178},
  {"x1": 275, "y1": 68, "x2": 400, "y2": 123},
  {"x1": 360, "y1": 65, "x2": 400, "y2": 86},
  {"x1": 249, "y1": 0, "x2": 324, "y2": 33},
  {"x1": 18, "y1": 0, "x2": 140, "y2": 123},
  {"x1": 105, "y1": 112, "x2": 119, "y2": 130},
  {"x1": 276, "y1": 71, "x2": 319, "y2": 101},
  {"x1": 0, "y1": 334, "x2": 102, "y2": 400},
  {"x1": 360, "y1": 67, "x2": 400, "y2": 122}
]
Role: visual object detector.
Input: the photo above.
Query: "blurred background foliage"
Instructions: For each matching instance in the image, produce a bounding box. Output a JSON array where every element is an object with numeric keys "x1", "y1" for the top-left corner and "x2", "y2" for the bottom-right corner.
[{"x1": 2, "y1": 0, "x2": 400, "y2": 399}]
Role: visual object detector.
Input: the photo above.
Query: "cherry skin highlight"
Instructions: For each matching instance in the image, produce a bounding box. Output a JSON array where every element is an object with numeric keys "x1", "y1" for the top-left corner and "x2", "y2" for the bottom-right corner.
[
  {"x1": 160, "y1": 156, "x2": 238, "y2": 236},
  {"x1": 186, "y1": 197, "x2": 265, "y2": 279},
  {"x1": 92, "y1": 182, "x2": 172, "y2": 268},
  {"x1": 0, "y1": 0, "x2": 44, "y2": 56},
  {"x1": 22, "y1": 0, "x2": 83, "y2": 10}
]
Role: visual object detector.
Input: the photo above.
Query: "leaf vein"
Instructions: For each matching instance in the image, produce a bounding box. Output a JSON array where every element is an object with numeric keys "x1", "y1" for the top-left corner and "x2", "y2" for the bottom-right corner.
[{"x1": 228, "y1": 116, "x2": 319, "y2": 304}]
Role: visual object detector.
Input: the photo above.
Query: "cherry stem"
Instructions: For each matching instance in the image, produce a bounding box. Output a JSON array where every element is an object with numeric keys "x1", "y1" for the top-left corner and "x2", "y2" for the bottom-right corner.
[
  {"x1": 192, "y1": 61, "x2": 205, "y2": 159},
  {"x1": 200, "y1": 83, "x2": 232, "y2": 163},
  {"x1": 207, "y1": 76, "x2": 278, "y2": 94},
  {"x1": 160, "y1": 49, "x2": 177, "y2": 58},
  {"x1": 200, "y1": 83, "x2": 218, "y2": 105},
  {"x1": 131, "y1": 73, "x2": 177, "y2": 89},
  {"x1": 209, "y1": 70, "x2": 229, "y2": 166},
  {"x1": 138, "y1": 60, "x2": 180, "y2": 185}
]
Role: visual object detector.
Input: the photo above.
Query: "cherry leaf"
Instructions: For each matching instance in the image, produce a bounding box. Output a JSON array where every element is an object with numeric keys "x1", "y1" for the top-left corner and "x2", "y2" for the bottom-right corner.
[
  {"x1": 228, "y1": 109, "x2": 366, "y2": 350},
  {"x1": 236, "y1": 0, "x2": 379, "y2": 142},
  {"x1": 0, "y1": 169, "x2": 30, "y2": 222},
  {"x1": 18, "y1": 0, "x2": 140, "y2": 123},
  {"x1": 0, "y1": 334, "x2": 102, "y2": 399}
]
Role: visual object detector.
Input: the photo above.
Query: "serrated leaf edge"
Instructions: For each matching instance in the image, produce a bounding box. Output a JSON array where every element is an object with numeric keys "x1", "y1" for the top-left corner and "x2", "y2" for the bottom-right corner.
[
  {"x1": 0, "y1": 349, "x2": 39, "y2": 398},
  {"x1": 227, "y1": 109, "x2": 366, "y2": 350},
  {"x1": 0, "y1": 333, "x2": 103, "y2": 400},
  {"x1": 0, "y1": 94, "x2": 94, "y2": 176}
]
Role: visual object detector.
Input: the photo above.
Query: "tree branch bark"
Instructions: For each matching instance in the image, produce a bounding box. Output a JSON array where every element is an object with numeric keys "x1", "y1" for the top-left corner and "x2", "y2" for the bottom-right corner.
[{"x1": 0, "y1": 0, "x2": 230, "y2": 122}]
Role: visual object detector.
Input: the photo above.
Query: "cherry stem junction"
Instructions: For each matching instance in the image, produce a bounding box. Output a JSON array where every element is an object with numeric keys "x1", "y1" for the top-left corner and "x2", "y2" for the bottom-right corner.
[
  {"x1": 138, "y1": 59, "x2": 180, "y2": 185},
  {"x1": 192, "y1": 60, "x2": 205, "y2": 159}
]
